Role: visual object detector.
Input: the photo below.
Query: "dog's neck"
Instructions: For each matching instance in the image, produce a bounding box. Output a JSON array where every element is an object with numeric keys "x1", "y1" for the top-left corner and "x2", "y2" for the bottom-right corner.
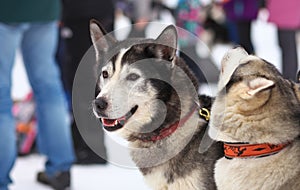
[{"x1": 142, "y1": 104, "x2": 198, "y2": 142}]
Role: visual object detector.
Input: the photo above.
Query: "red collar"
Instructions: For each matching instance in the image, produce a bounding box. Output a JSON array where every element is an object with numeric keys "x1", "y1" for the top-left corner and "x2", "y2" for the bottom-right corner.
[
  {"x1": 144, "y1": 105, "x2": 198, "y2": 142},
  {"x1": 224, "y1": 142, "x2": 291, "y2": 159}
]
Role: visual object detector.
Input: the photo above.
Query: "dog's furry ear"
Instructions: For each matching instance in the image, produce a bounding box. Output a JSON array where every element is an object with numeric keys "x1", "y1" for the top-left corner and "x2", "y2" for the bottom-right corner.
[
  {"x1": 246, "y1": 77, "x2": 274, "y2": 96},
  {"x1": 154, "y1": 25, "x2": 178, "y2": 61},
  {"x1": 90, "y1": 19, "x2": 116, "y2": 54}
]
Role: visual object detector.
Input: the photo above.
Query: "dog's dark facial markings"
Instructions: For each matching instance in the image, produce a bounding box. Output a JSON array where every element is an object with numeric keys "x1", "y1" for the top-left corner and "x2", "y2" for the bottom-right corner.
[{"x1": 92, "y1": 23, "x2": 184, "y2": 133}]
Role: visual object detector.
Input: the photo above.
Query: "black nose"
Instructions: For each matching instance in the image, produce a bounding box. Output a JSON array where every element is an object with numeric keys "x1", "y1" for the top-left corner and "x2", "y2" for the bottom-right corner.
[{"x1": 94, "y1": 98, "x2": 108, "y2": 111}]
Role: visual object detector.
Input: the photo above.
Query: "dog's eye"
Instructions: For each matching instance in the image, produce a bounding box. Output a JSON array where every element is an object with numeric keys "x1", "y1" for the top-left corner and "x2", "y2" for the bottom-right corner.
[
  {"x1": 126, "y1": 73, "x2": 140, "y2": 81},
  {"x1": 102, "y1": 70, "x2": 109, "y2": 79}
]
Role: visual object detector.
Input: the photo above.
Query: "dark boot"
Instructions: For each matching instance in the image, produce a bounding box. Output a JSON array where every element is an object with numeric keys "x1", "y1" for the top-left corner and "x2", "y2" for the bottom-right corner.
[{"x1": 37, "y1": 171, "x2": 70, "y2": 190}]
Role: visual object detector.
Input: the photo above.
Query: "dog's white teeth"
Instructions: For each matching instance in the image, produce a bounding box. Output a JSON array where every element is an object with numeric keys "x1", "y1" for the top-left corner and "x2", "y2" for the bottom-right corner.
[{"x1": 114, "y1": 120, "x2": 118, "y2": 126}]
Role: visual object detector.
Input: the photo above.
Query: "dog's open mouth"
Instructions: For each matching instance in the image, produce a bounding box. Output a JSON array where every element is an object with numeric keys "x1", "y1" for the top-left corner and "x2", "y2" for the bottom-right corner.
[{"x1": 101, "y1": 105, "x2": 138, "y2": 131}]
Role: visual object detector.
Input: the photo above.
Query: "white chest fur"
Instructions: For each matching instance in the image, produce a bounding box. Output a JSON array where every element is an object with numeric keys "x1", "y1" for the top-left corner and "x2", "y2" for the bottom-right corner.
[
  {"x1": 144, "y1": 165, "x2": 168, "y2": 190},
  {"x1": 144, "y1": 165, "x2": 206, "y2": 190}
]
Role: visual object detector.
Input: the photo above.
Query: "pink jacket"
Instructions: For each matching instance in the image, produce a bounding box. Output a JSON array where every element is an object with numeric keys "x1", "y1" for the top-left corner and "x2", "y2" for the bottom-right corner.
[{"x1": 267, "y1": 0, "x2": 300, "y2": 29}]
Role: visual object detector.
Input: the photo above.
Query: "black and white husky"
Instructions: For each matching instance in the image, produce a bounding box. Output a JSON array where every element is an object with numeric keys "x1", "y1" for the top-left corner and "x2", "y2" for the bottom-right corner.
[{"x1": 90, "y1": 19, "x2": 223, "y2": 190}]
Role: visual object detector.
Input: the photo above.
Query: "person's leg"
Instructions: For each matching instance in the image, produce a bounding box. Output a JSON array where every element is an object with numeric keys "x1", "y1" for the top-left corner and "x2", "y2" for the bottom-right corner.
[
  {"x1": 21, "y1": 21, "x2": 75, "y2": 177},
  {"x1": 63, "y1": 19, "x2": 107, "y2": 164},
  {"x1": 0, "y1": 23, "x2": 23, "y2": 190},
  {"x1": 236, "y1": 20, "x2": 254, "y2": 54},
  {"x1": 226, "y1": 20, "x2": 239, "y2": 44},
  {"x1": 278, "y1": 29, "x2": 298, "y2": 80}
]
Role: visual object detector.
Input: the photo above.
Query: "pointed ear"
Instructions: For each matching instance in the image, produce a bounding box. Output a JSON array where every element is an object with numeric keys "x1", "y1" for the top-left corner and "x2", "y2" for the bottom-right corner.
[
  {"x1": 247, "y1": 78, "x2": 275, "y2": 96},
  {"x1": 155, "y1": 25, "x2": 178, "y2": 61},
  {"x1": 90, "y1": 19, "x2": 116, "y2": 53},
  {"x1": 296, "y1": 70, "x2": 300, "y2": 83}
]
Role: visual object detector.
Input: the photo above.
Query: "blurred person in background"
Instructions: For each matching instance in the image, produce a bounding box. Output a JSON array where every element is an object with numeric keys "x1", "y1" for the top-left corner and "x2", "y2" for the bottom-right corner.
[
  {"x1": 127, "y1": 0, "x2": 153, "y2": 37},
  {"x1": 175, "y1": 0, "x2": 219, "y2": 87},
  {"x1": 176, "y1": 0, "x2": 205, "y2": 85},
  {"x1": 0, "y1": 0, "x2": 75, "y2": 190},
  {"x1": 222, "y1": 0, "x2": 260, "y2": 54},
  {"x1": 59, "y1": 0, "x2": 115, "y2": 164},
  {"x1": 267, "y1": 0, "x2": 300, "y2": 80}
]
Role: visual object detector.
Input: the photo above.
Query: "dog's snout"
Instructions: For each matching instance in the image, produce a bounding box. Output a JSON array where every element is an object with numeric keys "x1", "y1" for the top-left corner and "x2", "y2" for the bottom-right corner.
[{"x1": 94, "y1": 98, "x2": 108, "y2": 111}]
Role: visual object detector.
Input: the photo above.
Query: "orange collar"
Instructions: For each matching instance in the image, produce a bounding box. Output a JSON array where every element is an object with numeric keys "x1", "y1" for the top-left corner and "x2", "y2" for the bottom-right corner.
[{"x1": 224, "y1": 142, "x2": 291, "y2": 159}]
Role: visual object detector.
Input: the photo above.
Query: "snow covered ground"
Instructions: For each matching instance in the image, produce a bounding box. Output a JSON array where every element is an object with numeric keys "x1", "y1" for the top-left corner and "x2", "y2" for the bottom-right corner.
[
  {"x1": 10, "y1": 154, "x2": 150, "y2": 190},
  {"x1": 10, "y1": 14, "x2": 300, "y2": 190}
]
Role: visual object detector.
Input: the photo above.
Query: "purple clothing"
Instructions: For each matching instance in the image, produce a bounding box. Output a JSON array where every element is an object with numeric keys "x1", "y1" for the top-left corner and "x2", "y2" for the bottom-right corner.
[
  {"x1": 223, "y1": 0, "x2": 259, "y2": 21},
  {"x1": 267, "y1": 0, "x2": 300, "y2": 29}
]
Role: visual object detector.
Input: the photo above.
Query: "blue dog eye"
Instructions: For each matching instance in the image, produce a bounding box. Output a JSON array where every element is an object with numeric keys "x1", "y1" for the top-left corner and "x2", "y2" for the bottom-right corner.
[{"x1": 127, "y1": 73, "x2": 140, "y2": 81}]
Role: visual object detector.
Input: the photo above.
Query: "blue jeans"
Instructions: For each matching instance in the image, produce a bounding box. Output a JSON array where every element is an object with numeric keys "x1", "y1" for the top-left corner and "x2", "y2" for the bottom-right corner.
[{"x1": 0, "y1": 21, "x2": 75, "y2": 190}]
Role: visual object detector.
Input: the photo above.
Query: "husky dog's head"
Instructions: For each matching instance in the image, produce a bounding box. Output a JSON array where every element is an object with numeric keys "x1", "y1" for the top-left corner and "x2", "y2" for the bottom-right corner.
[
  {"x1": 209, "y1": 47, "x2": 300, "y2": 144},
  {"x1": 90, "y1": 20, "x2": 198, "y2": 141}
]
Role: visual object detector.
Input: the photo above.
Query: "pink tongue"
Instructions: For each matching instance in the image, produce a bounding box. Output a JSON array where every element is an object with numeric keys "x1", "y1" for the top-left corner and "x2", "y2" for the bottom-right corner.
[{"x1": 102, "y1": 118, "x2": 117, "y2": 127}]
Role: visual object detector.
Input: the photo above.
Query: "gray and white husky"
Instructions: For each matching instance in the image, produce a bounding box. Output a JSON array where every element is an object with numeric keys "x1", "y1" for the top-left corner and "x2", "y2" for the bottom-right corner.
[
  {"x1": 210, "y1": 47, "x2": 300, "y2": 190},
  {"x1": 90, "y1": 19, "x2": 223, "y2": 190}
]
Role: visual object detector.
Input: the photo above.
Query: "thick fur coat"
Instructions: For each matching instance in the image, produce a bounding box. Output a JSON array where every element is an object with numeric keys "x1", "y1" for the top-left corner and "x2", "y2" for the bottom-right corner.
[
  {"x1": 209, "y1": 47, "x2": 300, "y2": 190},
  {"x1": 90, "y1": 20, "x2": 223, "y2": 190}
]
